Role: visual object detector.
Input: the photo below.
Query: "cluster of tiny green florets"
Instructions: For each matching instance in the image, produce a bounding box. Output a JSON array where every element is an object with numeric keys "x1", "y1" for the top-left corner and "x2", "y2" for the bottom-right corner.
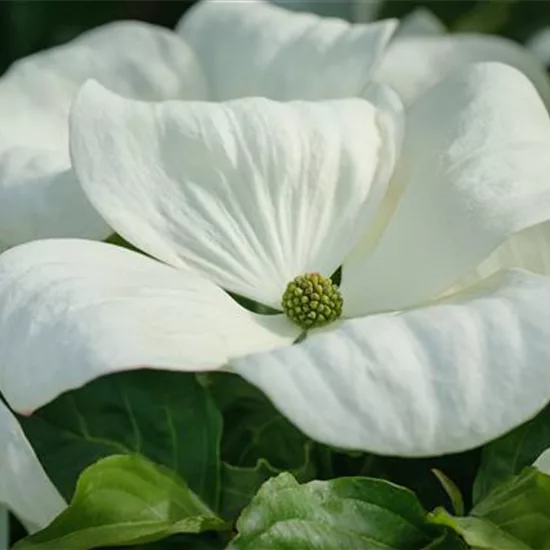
[{"x1": 281, "y1": 273, "x2": 343, "y2": 330}]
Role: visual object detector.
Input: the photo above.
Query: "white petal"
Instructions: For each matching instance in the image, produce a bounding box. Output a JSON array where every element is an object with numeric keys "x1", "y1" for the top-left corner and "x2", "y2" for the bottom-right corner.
[
  {"x1": 375, "y1": 33, "x2": 550, "y2": 106},
  {"x1": 0, "y1": 400, "x2": 66, "y2": 531},
  {"x1": 534, "y1": 448, "x2": 550, "y2": 474},
  {"x1": 447, "y1": 222, "x2": 550, "y2": 295},
  {"x1": 234, "y1": 270, "x2": 550, "y2": 456},
  {"x1": 527, "y1": 28, "x2": 550, "y2": 67},
  {"x1": 0, "y1": 240, "x2": 297, "y2": 413},
  {"x1": 178, "y1": 0, "x2": 396, "y2": 100},
  {"x1": 394, "y1": 8, "x2": 446, "y2": 38},
  {"x1": 0, "y1": 22, "x2": 206, "y2": 248},
  {"x1": 0, "y1": 161, "x2": 110, "y2": 250},
  {"x1": 342, "y1": 63, "x2": 550, "y2": 317},
  {"x1": 70, "y1": 82, "x2": 402, "y2": 309}
]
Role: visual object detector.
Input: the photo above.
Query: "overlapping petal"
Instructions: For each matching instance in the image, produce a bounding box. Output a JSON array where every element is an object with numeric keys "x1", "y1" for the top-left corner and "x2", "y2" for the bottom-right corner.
[
  {"x1": 234, "y1": 270, "x2": 550, "y2": 456},
  {"x1": 448, "y1": 222, "x2": 550, "y2": 294},
  {"x1": 528, "y1": 28, "x2": 550, "y2": 67},
  {"x1": 342, "y1": 63, "x2": 550, "y2": 316},
  {"x1": 393, "y1": 7, "x2": 446, "y2": 38},
  {"x1": 535, "y1": 448, "x2": 550, "y2": 473},
  {"x1": 0, "y1": 240, "x2": 297, "y2": 413},
  {"x1": 0, "y1": 21, "x2": 206, "y2": 248},
  {"x1": 70, "y1": 81, "x2": 402, "y2": 308},
  {"x1": 374, "y1": 33, "x2": 550, "y2": 106},
  {"x1": 178, "y1": 0, "x2": 396, "y2": 100},
  {"x1": 0, "y1": 399, "x2": 65, "y2": 531}
]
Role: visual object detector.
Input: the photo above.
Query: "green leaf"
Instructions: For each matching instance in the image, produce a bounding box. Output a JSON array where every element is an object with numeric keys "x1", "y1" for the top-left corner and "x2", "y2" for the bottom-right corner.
[
  {"x1": 228, "y1": 473, "x2": 447, "y2": 550},
  {"x1": 130, "y1": 533, "x2": 225, "y2": 550},
  {"x1": 424, "y1": 529, "x2": 468, "y2": 550},
  {"x1": 14, "y1": 455, "x2": 228, "y2": 550},
  {"x1": 432, "y1": 467, "x2": 550, "y2": 549},
  {"x1": 204, "y1": 373, "x2": 310, "y2": 471},
  {"x1": 203, "y1": 373, "x2": 317, "y2": 521},
  {"x1": 452, "y1": 0, "x2": 515, "y2": 33},
  {"x1": 431, "y1": 469, "x2": 465, "y2": 516},
  {"x1": 474, "y1": 404, "x2": 550, "y2": 503},
  {"x1": 20, "y1": 370, "x2": 222, "y2": 508},
  {"x1": 431, "y1": 509, "x2": 530, "y2": 549},
  {"x1": 219, "y1": 445, "x2": 315, "y2": 521},
  {"x1": 220, "y1": 460, "x2": 280, "y2": 522}
]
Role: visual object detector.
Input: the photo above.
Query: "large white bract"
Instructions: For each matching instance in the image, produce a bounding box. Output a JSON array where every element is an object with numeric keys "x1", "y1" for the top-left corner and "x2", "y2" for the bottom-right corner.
[{"x1": 0, "y1": 400, "x2": 65, "y2": 532}]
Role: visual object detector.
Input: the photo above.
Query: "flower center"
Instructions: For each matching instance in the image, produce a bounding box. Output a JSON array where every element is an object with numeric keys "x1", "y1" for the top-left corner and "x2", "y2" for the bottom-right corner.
[{"x1": 281, "y1": 273, "x2": 343, "y2": 330}]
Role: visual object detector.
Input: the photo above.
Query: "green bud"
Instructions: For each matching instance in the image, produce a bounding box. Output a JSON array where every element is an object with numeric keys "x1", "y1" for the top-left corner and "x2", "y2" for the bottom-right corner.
[{"x1": 281, "y1": 273, "x2": 343, "y2": 329}]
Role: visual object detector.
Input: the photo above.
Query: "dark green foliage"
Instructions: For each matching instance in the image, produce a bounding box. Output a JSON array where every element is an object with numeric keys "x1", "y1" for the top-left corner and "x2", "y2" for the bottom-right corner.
[{"x1": 0, "y1": 1, "x2": 195, "y2": 73}]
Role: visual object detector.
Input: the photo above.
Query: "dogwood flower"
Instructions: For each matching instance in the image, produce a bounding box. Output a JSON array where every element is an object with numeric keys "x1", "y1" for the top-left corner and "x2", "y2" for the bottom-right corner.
[
  {"x1": 1, "y1": 61, "x2": 550, "y2": 460},
  {"x1": 0, "y1": 0, "x2": 396, "y2": 250},
  {"x1": 0, "y1": 400, "x2": 65, "y2": 532}
]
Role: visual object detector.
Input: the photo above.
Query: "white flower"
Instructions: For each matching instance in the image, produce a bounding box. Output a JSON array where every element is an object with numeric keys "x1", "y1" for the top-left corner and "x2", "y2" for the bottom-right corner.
[
  {"x1": 367, "y1": 7, "x2": 550, "y2": 107},
  {"x1": 527, "y1": 28, "x2": 550, "y2": 68},
  {"x1": 0, "y1": 400, "x2": 65, "y2": 532},
  {"x1": 1, "y1": 62, "x2": 550, "y2": 459},
  {"x1": 0, "y1": 0, "x2": 396, "y2": 250}
]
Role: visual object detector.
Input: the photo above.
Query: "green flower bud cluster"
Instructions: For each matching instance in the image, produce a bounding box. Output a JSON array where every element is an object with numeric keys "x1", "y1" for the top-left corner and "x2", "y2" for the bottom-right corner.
[{"x1": 281, "y1": 272, "x2": 343, "y2": 329}]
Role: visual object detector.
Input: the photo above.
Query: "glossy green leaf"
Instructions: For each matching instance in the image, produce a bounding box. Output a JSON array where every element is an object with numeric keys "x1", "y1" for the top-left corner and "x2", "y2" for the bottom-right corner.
[
  {"x1": 220, "y1": 460, "x2": 280, "y2": 522},
  {"x1": 219, "y1": 444, "x2": 316, "y2": 522},
  {"x1": 20, "y1": 370, "x2": 222, "y2": 508},
  {"x1": 227, "y1": 473, "x2": 446, "y2": 550},
  {"x1": 14, "y1": 455, "x2": 228, "y2": 550},
  {"x1": 431, "y1": 509, "x2": 530, "y2": 549},
  {"x1": 432, "y1": 467, "x2": 550, "y2": 549},
  {"x1": 473, "y1": 467, "x2": 550, "y2": 548},
  {"x1": 474, "y1": 404, "x2": 550, "y2": 503}
]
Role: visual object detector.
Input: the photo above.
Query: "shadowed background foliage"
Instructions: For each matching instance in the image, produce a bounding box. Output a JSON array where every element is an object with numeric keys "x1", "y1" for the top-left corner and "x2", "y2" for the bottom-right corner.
[{"x1": 2, "y1": 1, "x2": 550, "y2": 76}]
